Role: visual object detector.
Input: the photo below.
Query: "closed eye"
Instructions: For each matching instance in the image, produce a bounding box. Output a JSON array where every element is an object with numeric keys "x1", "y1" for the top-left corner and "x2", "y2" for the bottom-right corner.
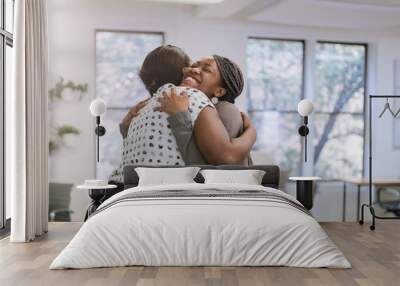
[
  {"x1": 202, "y1": 63, "x2": 213, "y2": 73},
  {"x1": 201, "y1": 65, "x2": 212, "y2": 73}
]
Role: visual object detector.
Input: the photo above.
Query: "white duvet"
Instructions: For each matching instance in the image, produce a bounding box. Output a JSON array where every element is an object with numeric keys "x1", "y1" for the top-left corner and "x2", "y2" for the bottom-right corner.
[{"x1": 50, "y1": 183, "x2": 350, "y2": 269}]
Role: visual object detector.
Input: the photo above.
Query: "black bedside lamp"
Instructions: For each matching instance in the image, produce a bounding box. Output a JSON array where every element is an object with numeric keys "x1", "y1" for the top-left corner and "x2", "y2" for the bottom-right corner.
[
  {"x1": 297, "y1": 99, "x2": 314, "y2": 162},
  {"x1": 292, "y1": 99, "x2": 319, "y2": 210},
  {"x1": 90, "y1": 98, "x2": 107, "y2": 162}
]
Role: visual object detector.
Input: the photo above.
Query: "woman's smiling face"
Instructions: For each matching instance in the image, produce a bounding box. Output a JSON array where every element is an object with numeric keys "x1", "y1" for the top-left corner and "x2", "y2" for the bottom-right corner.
[{"x1": 181, "y1": 57, "x2": 223, "y2": 99}]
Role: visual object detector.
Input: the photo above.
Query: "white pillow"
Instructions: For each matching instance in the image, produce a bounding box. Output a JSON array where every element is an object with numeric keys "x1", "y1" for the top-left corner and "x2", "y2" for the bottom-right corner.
[
  {"x1": 200, "y1": 169, "x2": 266, "y2": 185},
  {"x1": 135, "y1": 167, "x2": 200, "y2": 186}
]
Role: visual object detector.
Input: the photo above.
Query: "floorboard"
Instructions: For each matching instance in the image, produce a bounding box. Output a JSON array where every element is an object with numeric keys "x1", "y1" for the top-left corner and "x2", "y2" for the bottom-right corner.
[{"x1": 0, "y1": 222, "x2": 399, "y2": 286}]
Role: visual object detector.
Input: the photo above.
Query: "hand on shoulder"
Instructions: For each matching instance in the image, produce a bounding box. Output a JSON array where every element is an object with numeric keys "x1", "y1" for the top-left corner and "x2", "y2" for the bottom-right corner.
[{"x1": 154, "y1": 86, "x2": 189, "y2": 115}]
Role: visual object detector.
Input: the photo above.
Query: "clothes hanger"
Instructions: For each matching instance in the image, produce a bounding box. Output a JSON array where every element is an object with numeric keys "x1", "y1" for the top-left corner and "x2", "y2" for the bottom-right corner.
[
  {"x1": 394, "y1": 106, "x2": 400, "y2": 118},
  {"x1": 378, "y1": 98, "x2": 396, "y2": 118}
]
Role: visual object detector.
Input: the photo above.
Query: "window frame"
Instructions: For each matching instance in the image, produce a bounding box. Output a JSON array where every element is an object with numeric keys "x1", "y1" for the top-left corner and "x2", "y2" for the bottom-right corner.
[
  {"x1": 94, "y1": 29, "x2": 165, "y2": 110},
  {"x1": 246, "y1": 37, "x2": 368, "y2": 179},
  {"x1": 247, "y1": 36, "x2": 307, "y2": 112},
  {"x1": 94, "y1": 29, "x2": 164, "y2": 178},
  {"x1": 247, "y1": 37, "x2": 306, "y2": 175},
  {"x1": 1, "y1": 0, "x2": 14, "y2": 231},
  {"x1": 313, "y1": 41, "x2": 368, "y2": 179}
]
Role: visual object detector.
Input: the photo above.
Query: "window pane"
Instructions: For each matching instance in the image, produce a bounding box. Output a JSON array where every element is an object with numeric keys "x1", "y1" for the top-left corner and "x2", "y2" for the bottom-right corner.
[
  {"x1": 250, "y1": 111, "x2": 301, "y2": 174},
  {"x1": 315, "y1": 43, "x2": 366, "y2": 113},
  {"x1": 247, "y1": 38, "x2": 303, "y2": 175},
  {"x1": 313, "y1": 114, "x2": 364, "y2": 178},
  {"x1": 6, "y1": 0, "x2": 14, "y2": 33},
  {"x1": 96, "y1": 32, "x2": 163, "y2": 108},
  {"x1": 247, "y1": 38, "x2": 304, "y2": 111},
  {"x1": 314, "y1": 42, "x2": 366, "y2": 179},
  {"x1": 97, "y1": 109, "x2": 126, "y2": 180}
]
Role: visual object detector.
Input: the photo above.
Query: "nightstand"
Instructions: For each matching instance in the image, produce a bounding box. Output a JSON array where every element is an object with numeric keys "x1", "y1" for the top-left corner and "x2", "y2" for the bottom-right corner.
[
  {"x1": 289, "y1": 177, "x2": 321, "y2": 210},
  {"x1": 77, "y1": 184, "x2": 117, "y2": 221}
]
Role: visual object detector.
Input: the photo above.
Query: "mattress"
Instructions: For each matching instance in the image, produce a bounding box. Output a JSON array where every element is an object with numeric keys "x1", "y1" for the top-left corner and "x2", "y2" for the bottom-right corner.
[{"x1": 50, "y1": 183, "x2": 350, "y2": 269}]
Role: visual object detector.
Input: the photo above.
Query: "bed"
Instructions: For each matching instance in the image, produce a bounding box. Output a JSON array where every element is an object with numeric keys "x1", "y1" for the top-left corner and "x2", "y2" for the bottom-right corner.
[{"x1": 50, "y1": 165, "x2": 350, "y2": 269}]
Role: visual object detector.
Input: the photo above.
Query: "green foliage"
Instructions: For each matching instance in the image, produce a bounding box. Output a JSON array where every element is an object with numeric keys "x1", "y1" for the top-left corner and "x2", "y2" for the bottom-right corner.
[
  {"x1": 49, "y1": 77, "x2": 88, "y2": 101},
  {"x1": 49, "y1": 126, "x2": 80, "y2": 155},
  {"x1": 56, "y1": 125, "x2": 80, "y2": 138},
  {"x1": 49, "y1": 141, "x2": 58, "y2": 154},
  {"x1": 49, "y1": 78, "x2": 88, "y2": 155}
]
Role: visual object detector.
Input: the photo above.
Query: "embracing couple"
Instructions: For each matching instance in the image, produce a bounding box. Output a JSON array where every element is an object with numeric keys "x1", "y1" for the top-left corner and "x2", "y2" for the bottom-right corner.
[{"x1": 110, "y1": 45, "x2": 257, "y2": 182}]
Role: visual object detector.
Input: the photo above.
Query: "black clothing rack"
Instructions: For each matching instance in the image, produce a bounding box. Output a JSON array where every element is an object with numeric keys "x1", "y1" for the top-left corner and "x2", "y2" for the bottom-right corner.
[{"x1": 360, "y1": 95, "x2": 400, "y2": 230}]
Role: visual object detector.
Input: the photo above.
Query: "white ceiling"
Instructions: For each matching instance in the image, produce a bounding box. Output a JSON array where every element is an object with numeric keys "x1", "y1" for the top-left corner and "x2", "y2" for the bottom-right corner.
[
  {"x1": 142, "y1": 0, "x2": 224, "y2": 4},
  {"x1": 328, "y1": 0, "x2": 400, "y2": 7},
  {"x1": 193, "y1": 0, "x2": 400, "y2": 31}
]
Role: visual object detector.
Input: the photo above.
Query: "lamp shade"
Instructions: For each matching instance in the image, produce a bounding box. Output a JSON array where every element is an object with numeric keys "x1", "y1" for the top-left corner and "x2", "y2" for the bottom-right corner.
[
  {"x1": 89, "y1": 98, "x2": 107, "y2": 116},
  {"x1": 297, "y1": 99, "x2": 314, "y2": 117}
]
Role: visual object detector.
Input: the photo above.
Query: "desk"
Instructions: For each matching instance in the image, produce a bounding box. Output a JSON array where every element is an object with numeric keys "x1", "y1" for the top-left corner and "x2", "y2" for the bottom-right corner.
[{"x1": 341, "y1": 179, "x2": 400, "y2": 222}]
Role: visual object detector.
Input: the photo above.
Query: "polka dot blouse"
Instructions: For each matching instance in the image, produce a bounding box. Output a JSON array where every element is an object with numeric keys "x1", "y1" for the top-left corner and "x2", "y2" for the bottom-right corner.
[{"x1": 109, "y1": 83, "x2": 214, "y2": 182}]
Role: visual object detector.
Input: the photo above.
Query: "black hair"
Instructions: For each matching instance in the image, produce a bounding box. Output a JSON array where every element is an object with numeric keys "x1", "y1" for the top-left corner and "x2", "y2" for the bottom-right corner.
[{"x1": 139, "y1": 45, "x2": 191, "y2": 95}]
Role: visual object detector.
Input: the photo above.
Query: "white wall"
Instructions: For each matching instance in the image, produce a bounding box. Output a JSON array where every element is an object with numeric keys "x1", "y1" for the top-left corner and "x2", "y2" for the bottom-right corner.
[
  {"x1": 373, "y1": 38, "x2": 400, "y2": 178},
  {"x1": 48, "y1": 0, "x2": 400, "y2": 221}
]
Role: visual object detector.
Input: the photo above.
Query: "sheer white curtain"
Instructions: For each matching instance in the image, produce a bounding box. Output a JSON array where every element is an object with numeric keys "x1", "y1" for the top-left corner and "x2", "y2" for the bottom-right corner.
[{"x1": 10, "y1": 0, "x2": 49, "y2": 242}]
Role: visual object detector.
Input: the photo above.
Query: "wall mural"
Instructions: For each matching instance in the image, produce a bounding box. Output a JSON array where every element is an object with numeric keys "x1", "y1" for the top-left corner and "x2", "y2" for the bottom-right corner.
[{"x1": 95, "y1": 30, "x2": 163, "y2": 179}]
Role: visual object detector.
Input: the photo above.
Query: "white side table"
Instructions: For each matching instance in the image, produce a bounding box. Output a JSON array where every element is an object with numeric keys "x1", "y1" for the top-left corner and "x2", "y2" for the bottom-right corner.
[
  {"x1": 77, "y1": 184, "x2": 117, "y2": 221},
  {"x1": 289, "y1": 177, "x2": 321, "y2": 210}
]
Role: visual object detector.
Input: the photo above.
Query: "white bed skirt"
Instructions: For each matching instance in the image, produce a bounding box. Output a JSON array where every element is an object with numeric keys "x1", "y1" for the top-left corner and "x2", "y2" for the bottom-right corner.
[{"x1": 50, "y1": 183, "x2": 351, "y2": 269}]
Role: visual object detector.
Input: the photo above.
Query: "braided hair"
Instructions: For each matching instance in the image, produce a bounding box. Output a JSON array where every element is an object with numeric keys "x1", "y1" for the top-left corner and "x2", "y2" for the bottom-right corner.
[{"x1": 213, "y1": 55, "x2": 244, "y2": 103}]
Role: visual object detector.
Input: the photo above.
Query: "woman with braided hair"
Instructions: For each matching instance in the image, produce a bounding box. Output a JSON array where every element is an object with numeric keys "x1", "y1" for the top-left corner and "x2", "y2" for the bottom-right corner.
[{"x1": 156, "y1": 55, "x2": 253, "y2": 165}]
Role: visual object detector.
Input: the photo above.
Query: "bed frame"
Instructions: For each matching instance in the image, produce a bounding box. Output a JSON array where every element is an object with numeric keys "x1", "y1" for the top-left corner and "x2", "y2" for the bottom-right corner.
[{"x1": 123, "y1": 165, "x2": 280, "y2": 189}]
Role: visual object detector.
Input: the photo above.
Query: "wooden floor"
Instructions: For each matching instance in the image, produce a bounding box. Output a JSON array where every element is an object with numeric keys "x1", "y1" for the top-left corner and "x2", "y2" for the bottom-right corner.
[{"x1": 0, "y1": 222, "x2": 399, "y2": 286}]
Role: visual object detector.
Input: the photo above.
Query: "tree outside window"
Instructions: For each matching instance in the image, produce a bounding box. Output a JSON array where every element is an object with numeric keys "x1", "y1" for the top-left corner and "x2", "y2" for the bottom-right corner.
[
  {"x1": 313, "y1": 42, "x2": 366, "y2": 179},
  {"x1": 247, "y1": 38, "x2": 366, "y2": 179},
  {"x1": 247, "y1": 38, "x2": 304, "y2": 175}
]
